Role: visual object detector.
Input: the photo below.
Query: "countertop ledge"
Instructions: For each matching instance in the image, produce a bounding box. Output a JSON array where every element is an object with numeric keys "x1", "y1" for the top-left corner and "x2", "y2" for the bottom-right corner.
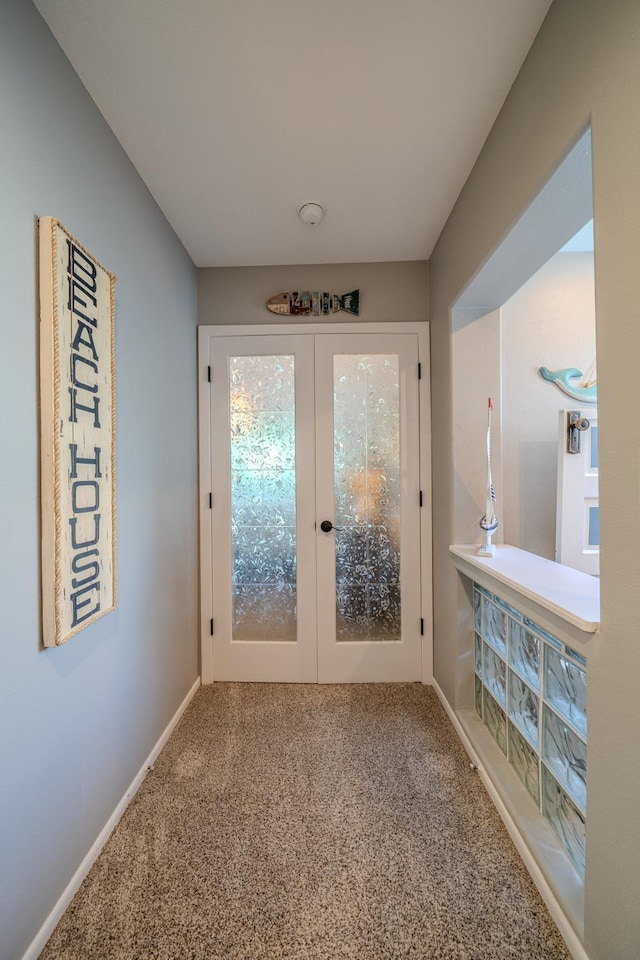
[{"x1": 449, "y1": 544, "x2": 599, "y2": 634}]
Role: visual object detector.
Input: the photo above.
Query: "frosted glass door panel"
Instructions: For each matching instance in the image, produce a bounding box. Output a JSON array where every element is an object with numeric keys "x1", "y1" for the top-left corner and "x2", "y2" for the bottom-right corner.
[
  {"x1": 315, "y1": 333, "x2": 422, "y2": 683},
  {"x1": 209, "y1": 335, "x2": 316, "y2": 683},
  {"x1": 334, "y1": 355, "x2": 401, "y2": 642},
  {"x1": 230, "y1": 356, "x2": 297, "y2": 642}
]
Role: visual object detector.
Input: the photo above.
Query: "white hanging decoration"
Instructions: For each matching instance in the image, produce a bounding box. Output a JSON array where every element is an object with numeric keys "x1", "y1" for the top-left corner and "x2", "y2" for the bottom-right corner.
[{"x1": 478, "y1": 397, "x2": 499, "y2": 557}]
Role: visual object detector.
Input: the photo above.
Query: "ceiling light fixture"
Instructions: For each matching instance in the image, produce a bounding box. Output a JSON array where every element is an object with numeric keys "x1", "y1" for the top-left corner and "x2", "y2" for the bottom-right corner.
[{"x1": 298, "y1": 202, "x2": 324, "y2": 226}]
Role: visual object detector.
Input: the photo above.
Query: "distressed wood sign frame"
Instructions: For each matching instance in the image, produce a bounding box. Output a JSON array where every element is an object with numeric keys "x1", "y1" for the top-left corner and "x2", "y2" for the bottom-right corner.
[{"x1": 39, "y1": 218, "x2": 116, "y2": 646}]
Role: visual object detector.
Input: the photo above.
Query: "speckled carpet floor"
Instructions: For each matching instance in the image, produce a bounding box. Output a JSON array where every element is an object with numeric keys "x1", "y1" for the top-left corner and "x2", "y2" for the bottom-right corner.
[{"x1": 41, "y1": 684, "x2": 570, "y2": 959}]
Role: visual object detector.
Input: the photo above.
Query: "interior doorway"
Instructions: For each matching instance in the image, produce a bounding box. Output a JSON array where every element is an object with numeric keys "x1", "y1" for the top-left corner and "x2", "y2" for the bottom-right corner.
[
  {"x1": 451, "y1": 128, "x2": 596, "y2": 565},
  {"x1": 198, "y1": 323, "x2": 431, "y2": 684}
]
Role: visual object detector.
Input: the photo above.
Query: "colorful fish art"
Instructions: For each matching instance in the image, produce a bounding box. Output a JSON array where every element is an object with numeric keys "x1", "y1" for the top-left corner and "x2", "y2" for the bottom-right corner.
[{"x1": 266, "y1": 290, "x2": 360, "y2": 317}]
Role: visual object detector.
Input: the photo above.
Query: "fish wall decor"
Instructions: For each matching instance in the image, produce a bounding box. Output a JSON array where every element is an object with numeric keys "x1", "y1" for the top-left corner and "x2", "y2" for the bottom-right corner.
[
  {"x1": 266, "y1": 289, "x2": 359, "y2": 317},
  {"x1": 538, "y1": 366, "x2": 597, "y2": 403}
]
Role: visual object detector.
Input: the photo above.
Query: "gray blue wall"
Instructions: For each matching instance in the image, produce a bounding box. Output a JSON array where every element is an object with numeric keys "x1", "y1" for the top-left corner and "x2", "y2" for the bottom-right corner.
[
  {"x1": 0, "y1": 3, "x2": 199, "y2": 957},
  {"x1": 429, "y1": 0, "x2": 640, "y2": 955},
  {"x1": 4, "y1": 0, "x2": 638, "y2": 957}
]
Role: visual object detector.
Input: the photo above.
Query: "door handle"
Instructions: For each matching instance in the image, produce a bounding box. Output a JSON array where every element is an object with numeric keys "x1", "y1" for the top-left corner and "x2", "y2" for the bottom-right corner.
[
  {"x1": 320, "y1": 520, "x2": 342, "y2": 533},
  {"x1": 567, "y1": 411, "x2": 590, "y2": 454}
]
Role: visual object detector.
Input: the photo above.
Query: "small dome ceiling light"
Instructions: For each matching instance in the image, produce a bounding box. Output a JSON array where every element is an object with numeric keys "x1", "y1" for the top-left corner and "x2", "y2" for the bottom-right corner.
[{"x1": 298, "y1": 202, "x2": 324, "y2": 226}]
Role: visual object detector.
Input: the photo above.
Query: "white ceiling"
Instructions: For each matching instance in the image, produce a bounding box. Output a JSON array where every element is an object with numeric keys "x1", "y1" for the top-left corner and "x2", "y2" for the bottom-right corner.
[{"x1": 34, "y1": 0, "x2": 553, "y2": 268}]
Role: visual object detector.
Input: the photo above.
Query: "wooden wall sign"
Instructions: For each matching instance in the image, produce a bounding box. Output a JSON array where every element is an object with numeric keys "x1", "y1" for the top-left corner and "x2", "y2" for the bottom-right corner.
[{"x1": 39, "y1": 218, "x2": 116, "y2": 647}]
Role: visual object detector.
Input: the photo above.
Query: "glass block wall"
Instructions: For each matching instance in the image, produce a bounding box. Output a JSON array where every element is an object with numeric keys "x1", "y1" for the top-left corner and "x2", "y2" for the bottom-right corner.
[{"x1": 473, "y1": 582, "x2": 587, "y2": 876}]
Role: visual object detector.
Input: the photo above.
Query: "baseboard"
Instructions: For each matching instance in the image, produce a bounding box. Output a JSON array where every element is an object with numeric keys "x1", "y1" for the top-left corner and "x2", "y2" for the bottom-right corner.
[
  {"x1": 431, "y1": 679, "x2": 590, "y2": 960},
  {"x1": 22, "y1": 676, "x2": 201, "y2": 960}
]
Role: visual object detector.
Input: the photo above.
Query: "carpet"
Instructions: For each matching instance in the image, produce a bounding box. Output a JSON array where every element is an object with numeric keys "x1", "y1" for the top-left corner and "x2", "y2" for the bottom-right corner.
[{"x1": 41, "y1": 683, "x2": 570, "y2": 959}]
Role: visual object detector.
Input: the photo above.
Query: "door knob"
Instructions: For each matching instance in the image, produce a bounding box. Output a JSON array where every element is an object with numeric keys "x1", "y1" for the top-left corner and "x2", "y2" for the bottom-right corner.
[
  {"x1": 567, "y1": 410, "x2": 590, "y2": 454},
  {"x1": 320, "y1": 520, "x2": 335, "y2": 533}
]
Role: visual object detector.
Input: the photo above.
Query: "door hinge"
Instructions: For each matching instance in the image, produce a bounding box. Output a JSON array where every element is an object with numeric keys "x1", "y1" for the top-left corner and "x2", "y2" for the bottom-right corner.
[
  {"x1": 418, "y1": 362, "x2": 422, "y2": 380},
  {"x1": 207, "y1": 365, "x2": 211, "y2": 382},
  {"x1": 209, "y1": 492, "x2": 212, "y2": 509},
  {"x1": 210, "y1": 618, "x2": 214, "y2": 636},
  {"x1": 419, "y1": 490, "x2": 423, "y2": 507},
  {"x1": 420, "y1": 618, "x2": 424, "y2": 636}
]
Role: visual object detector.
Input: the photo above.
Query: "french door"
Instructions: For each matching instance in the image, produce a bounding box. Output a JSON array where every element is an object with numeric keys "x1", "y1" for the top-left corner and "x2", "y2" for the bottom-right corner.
[
  {"x1": 556, "y1": 408, "x2": 599, "y2": 575},
  {"x1": 199, "y1": 325, "x2": 429, "y2": 683}
]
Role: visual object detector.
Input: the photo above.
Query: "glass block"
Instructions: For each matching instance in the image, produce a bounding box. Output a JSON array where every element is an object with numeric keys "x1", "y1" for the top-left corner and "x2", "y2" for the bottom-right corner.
[
  {"x1": 483, "y1": 642, "x2": 506, "y2": 707},
  {"x1": 475, "y1": 583, "x2": 492, "y2": 599},
  {"x1": 542, "y1": 767, "x2": 586, "y2": 876},
  {"x1": 493, "y1": 595, "x2": 521, "y2": 620},
  {"x1": 483, "y1": 688, "x2": 507, "y2": 755},
  {"x1": 474, "y1": 632, "x2": 483, "y2": 676},
  {"x1": 473, "y1": 589, "x2": 482, "y2": 633},
  {"x1": 565, "y1": 645, "x2": 587, "y2": 667},
  {"x1": 509, "y1": 621, "x2": 540, "y2": 691},
  {"x1": 474, "y1": 674, "x2": 483, "y2": 719},
  {"x1": 509, "y1": 670, "x2": 539, "y2": 749},
  {"x1": 542, "y1": 707, "x2": 587, "y2": 812},
  {"x1": 483, "y1": 600, "x2": 507, "y2": 656},
  {"x1": 544, "y1": 645, "x2": 587, "y2": 736},
  {"x1": 523, "y1": 617, "x2": 562, "y2": 650},
  {"x1": 508, "y1": 721, "x2": 540, "y2": 805}
]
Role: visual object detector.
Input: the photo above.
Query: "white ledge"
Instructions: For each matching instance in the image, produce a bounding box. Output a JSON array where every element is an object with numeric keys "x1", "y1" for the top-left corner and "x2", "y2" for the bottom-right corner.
[{"x1": 449, "y1": 544, "x2": 599, "y2": 634}]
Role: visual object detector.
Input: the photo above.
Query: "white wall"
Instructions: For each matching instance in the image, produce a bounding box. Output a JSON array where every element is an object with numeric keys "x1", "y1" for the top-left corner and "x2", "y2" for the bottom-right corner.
[
  {"x1": 452, "y1": 309, "x2": 503, "y2": 546},
  {"x1": 0, "y1": 3, "x2": 199, "y2": 958},
  {"x1": 502, "y1": 251, "x2": 596, "y2": 559},
  {"x1": 429, "y1": 0, "x2": 640, "y2": 955}
]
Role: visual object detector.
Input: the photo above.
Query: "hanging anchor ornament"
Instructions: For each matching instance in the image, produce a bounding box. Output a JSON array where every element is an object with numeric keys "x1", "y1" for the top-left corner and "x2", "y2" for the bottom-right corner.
[{"x1": 478, "y1": 397, "x2": 499, "y2": 557}]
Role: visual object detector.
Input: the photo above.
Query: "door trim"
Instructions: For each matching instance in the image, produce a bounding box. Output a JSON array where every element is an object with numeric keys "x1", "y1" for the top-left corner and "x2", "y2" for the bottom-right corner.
[{"x1": 197, "y1": 322, "x2": 432, "y2": 684}]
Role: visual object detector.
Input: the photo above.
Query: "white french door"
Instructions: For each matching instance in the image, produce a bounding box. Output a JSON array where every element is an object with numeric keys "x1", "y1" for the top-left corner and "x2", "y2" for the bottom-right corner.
[
  {"x1": 556, "y1": 408, "x2": 599, "y2": 576},
  {"x1": 199, "y1": 325, "x2": 430, "y2": 684},
  {"x1": 209, "y1": 335, "x2": 317, "y2": 682},
  {"x1": 314, "y1": 334, "x2": 421, "y2": 681}
]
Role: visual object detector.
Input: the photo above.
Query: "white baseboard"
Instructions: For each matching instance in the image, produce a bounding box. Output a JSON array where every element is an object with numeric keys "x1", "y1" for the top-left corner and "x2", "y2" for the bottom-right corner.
[
  {"x1": 22, "y1": 676, "x2": 201, "y2": 960},
  {"x1": 430, "y1": 679, "x2": 590, "y2": 960}
]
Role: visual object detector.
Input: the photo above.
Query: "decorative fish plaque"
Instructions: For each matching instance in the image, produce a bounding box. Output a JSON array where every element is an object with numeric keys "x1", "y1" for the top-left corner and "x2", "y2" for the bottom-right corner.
[
  {"x1": 266, "y1": 289, "x2": 360, "y2": 317},
  {"x1": 539, "y1": 366, "x2": 597, "y2": 403}
]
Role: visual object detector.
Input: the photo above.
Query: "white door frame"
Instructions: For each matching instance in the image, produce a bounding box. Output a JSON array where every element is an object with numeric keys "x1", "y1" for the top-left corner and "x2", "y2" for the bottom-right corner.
[{"x1": 197, "y1": 321, "x2": 433, "y2": 685}]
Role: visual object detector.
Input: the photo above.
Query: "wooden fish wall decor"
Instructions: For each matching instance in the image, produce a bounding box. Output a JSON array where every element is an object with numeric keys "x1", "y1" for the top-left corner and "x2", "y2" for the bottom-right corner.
[
  {"x1": 266, "y1": 289, "x2": 360, "y2": 317},
  {"x1": 539, "y1": 366, "x2": 598, "y2": 403}
]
